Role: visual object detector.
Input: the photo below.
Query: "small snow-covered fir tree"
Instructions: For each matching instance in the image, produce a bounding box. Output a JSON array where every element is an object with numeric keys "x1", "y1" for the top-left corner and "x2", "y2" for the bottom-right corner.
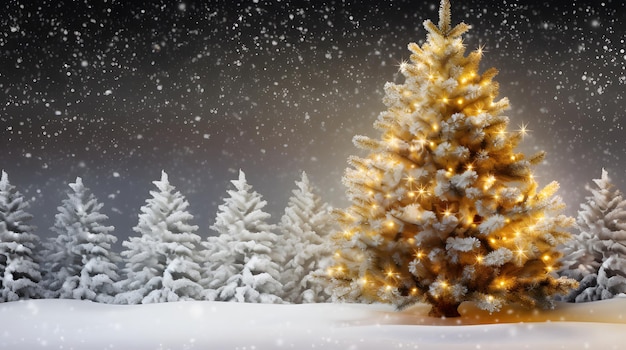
[
  {"x1": 204, "y1": 170, "x2": 283, "y2": 303},
  {"x1": 0, "y1": 170, "x2": 42, "y2": 301},
  {"x1": 278, "y1": 172, "x2": 335, "y2": 303},
  {"x1": 560, "y1": 169, "x2": 626, "y2": 302},
  {"x1": 44, "y1": 177, "x2": 119, "y2": 303},
  {"x1": 327, "y1": 0, "x2": 576, "y2": 317},
  {"x1": 116, "y1": 171, "x2": 204, "y2": 304}
]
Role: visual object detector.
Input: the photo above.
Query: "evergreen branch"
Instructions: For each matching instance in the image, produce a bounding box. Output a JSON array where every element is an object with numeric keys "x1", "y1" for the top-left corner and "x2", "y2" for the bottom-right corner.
[{"x1": 438, "y1": 0, "x2": 451, "y2": 33}]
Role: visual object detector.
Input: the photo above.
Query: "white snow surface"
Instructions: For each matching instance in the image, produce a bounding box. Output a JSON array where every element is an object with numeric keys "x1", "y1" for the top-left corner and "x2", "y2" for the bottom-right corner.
[{"x1": 1, "y1": 297, "x2": 626, "y2": 349}]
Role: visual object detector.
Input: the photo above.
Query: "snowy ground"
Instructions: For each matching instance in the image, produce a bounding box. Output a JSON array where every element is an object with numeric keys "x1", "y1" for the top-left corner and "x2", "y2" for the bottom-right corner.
[{"x1": 1, "y1": 297, "x2": 625, "y2": 350}]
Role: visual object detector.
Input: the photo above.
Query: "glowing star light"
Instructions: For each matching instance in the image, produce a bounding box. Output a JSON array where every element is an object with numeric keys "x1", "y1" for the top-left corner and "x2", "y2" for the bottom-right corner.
[{"x1": 517, "y1": 122, "x2": 531, "y2": 139}]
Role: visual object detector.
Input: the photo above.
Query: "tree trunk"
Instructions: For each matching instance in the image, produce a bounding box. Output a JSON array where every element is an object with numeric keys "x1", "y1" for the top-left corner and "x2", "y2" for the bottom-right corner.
[{"x1": 428, "y1": 302, "x2": 461, "y2": 318}]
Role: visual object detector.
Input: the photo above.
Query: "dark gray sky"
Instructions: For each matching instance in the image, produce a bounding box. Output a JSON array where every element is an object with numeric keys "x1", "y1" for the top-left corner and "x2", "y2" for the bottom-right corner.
[{"x1": 1, "y1": 0, "x2": 624, "y2": 246}]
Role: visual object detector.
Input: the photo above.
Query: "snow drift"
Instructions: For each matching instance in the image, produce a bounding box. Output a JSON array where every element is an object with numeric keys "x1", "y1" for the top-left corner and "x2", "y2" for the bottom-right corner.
[{"x1": 1, "y1": 297, "x2": 625, "y2": 349}]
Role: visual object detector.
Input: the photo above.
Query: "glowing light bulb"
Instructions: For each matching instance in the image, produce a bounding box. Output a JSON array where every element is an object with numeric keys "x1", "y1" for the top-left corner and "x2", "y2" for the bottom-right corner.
[
  {"x1": 476, "y1": 43, "x2": 485, "y2": 55},
  {"x1": 518, "y1": 122, "x2": 530, "y2": 138}
]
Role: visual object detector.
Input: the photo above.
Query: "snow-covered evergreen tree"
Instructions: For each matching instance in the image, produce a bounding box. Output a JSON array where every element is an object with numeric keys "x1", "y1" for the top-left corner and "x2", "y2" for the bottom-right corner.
[
  {"x1": 43, "y1": 177, "x2": 119, "y2": 303},
  {"x1": 0, "y1": 170, "x2": 42, "y2": 301},
  {"x1": 560, "y1": 169, "x2": 626, "y2": 302},
  {"x1": 278, "y1": 172, "x2": 335, "y2": 303},
  {"x1": 116, "y1": 171, "x2": 204, "y2": 304},
  {"x1": 204, "y1": 170, "x2": 283, "y2": 303},
  {"x1": 327, "y1": 0, "x2": 576, "y2": 317}
]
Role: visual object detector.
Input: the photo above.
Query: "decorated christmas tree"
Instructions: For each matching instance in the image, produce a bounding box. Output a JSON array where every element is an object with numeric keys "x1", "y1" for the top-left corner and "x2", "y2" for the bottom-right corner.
[
  {"x1": 327, "y1": 0, "x2": 576, "y2": 317},
  {"x1": 560, "y1": 169, "x2": 626, "y2": 302}
]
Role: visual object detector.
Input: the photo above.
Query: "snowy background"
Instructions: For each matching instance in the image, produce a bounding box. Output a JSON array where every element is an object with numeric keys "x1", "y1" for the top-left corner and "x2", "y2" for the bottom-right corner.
[{"x1": 1, "y1": 0, "x2": 625, "y2": 243}]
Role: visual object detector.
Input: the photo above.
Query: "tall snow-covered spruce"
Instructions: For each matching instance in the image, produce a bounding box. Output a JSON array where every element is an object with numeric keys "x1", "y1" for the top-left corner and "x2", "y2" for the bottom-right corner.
[
  {"x1": 278, "y1": 172, "x2": 335, "y2": 303},
  {"x1": 0, "y1": 170, "x2": 42, "y2": 301},
  {"x1": 327, "y1": 0, "x2": 576, "y2": 317},
  {"x1": 560, "y1": 169, "x2": 626, "y2": 302},
  {"x1": 43, "y1": 178, "x2": 119, "y2": 303},
  {"x1": 203, "y1": 170, "x2": 283, "y2": 303},
  {"x1": 116, "y1": 171, "x2": 204, "y2": 304}
]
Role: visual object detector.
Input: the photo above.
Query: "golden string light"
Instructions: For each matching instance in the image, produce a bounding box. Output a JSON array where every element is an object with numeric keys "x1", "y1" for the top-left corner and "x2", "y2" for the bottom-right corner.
[
  {"x1": 517, "y1": 122, "x2": 530, "y2": 138},
  {"x1": 416, "y1": 184, "x2": 429, "y2": 199}
]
